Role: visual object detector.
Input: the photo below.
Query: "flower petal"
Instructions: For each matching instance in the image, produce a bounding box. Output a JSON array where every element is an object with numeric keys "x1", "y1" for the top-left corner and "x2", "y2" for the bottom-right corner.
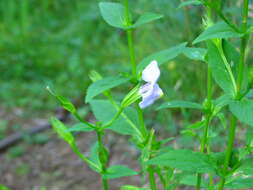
[
  {"x1": 142, "y1": 60, "x2": 160, "y2": 83},
  {"x1": 139, "y1": 83, "x2": 163, "y2": 109}
]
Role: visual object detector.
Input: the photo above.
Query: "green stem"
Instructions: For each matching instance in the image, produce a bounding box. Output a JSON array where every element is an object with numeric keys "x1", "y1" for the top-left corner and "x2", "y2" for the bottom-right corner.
[
  {"x1": 237, "y1": 0, "x2": 249, "y2": 93},
  {"x1": 127, "y1": 30, "x2": 136, "y2": 77},
  {"x1": 196, "y1": 115, "x2": 211, "y2": 190},
  {"x1": 102, "y1": 178, "x2": 109, "y2": 190},
  {"x1": 105, "y1": 92, "x2": 144, "y2": 141},
  {"x1": 148, "y1": 167, "x2": 157, "y2": 190},
  {"x1": 124, "y1": 0, "x2": 137, "y2": 78},
  {"x1": 136, "y1": 103, "x2": 148, "y2": 137},
  {"x1": 196, "y1": 3, "x2": 213, "y2": 187},
  {"x1": 73, "y1": 112, "x2": 96, "y2": 129},
  {"x1": 218, "y1": 116, "x2": 237, "y2": 190},
  {"x1": 102, "y1": 107, "x2": 124, "y2": 129},
  {"x1": 71, "y1": 143, "x2": 101, "y2": 172},
  {"x1": 96, "y1": 130, "x2": 109, "y2": 190},
  {"x1": 218, "y1": 1, "x2": 249, "y2": 189}
]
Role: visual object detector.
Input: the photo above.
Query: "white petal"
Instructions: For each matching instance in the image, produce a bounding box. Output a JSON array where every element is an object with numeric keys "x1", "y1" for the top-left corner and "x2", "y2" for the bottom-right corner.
[{"x1": 142, "y1": 60, "x2": 160, "y2": 83}]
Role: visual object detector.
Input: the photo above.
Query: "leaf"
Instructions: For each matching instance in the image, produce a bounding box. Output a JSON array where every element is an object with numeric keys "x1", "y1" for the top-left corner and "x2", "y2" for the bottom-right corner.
[
  {"x1": 178, "y1": 0, "x2": 203, "y2": 8},
  {"x1": 186, "y1": 120, "x2": 205, "y2": 130},
  {"x1": 103, "y1": 165, "x2": 138, "y2": 179},
  {"x1": 236, "y1": 157, "x2": 253, "y2": 176},
  {"x1": 223, "y1": 40, "x2": 248, "y2": 93},
  {"x1": 182, "y1": 47, "x2": 207, "y2": 61},
  {"x1": 246, "y1": 89, "x2": 253, "y2": 98},
  {"x1": 50, "y1": 117, "x2": 74, "y2": 145},
  {"x1": 99, "y1": 2, "x2": 126, "y2": 28},
  {"x1": 180, "y1": 174, "x2": 208, "y2": 187},
  {"x1": 193, "y1": 22, "x2": 243, "y2": 44},
  {"x1": 0, "y1": 185, "x2": 9, "y2": 190},
  {"x1": 225, "y1": 178, "x2": 253, "y2": 189},
  {"x1": 207, "y1": 41, "x2": 236, "y2": 95},
  {"x1": 85, "y1": 76, "x2": 130, "y2": 103},
  {"x1": 157, "y1": 100, "x2": 203, "y2": 110},
  {"x1": 137, "y1": 43, "x2": 187, "y2": 72},
  {"x1": 229, "y1": 99, "x2": 253, "y2": 127},
  {"x1": 148, "y1": 149, "x2": 216, "y2": 173},
  {"x1": 90, "y1": 100, "x2": 140, "y2": 136},
  {"x1": 131, "y1": 12, "x2": 163, "y2": 28},
  {"x1": 89, "y1": 142, "x2": 102, "y2": 169},
  {"x1": 67, "y1": 123, "x2": 95, "y2": 132},
  {"x1": 213, "y1": 94, "x2": 233, "y2": 115}
]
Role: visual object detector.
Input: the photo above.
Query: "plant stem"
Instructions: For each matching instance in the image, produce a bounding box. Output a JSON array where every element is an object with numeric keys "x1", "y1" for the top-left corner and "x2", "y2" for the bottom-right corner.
[
  {"x1": 96, "y1": 130, "x2": 109, "y2": 190},
  {"x1": 218, "y1": 1, "x2": 249, "y2": 189},
  {"x1": 124, "y1": 0, "x2": 137, "y2": 78},
  {"x1": 196, "y1": 115, "x2": 211, "y2": 190},
  {"x1": 148, "y1": 167, "x2": 157, "y2": 190},
  {"x1": 218, "y1": 115, "x2": 237, "y2": 190},
  {"x1": 237, "y1": 0, "x2": 249, "y2": 93},
  {"x1": 136, "y1": 103, "x2": 148, "y2": 137},
  {"x1": 196, "y1": 3, "x2": 213, "y2": 188},
  {"x1": 102, "y1": 178, "x2": 109, "y2": 190}
]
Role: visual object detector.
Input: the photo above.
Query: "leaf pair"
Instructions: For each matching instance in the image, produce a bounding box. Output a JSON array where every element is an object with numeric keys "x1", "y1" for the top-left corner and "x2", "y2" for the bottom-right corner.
[{"x1": 99, "y1": 2, "x2": 163, "y2": 29}]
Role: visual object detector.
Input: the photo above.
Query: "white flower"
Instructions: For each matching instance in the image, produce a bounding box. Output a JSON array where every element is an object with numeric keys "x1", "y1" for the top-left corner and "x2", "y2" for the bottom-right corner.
[{"x1": 139, "y1": 60, "x2": 163, "y2": 109}]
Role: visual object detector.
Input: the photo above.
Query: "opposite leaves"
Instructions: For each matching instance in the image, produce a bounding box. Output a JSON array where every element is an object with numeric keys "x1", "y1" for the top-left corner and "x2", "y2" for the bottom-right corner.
[
  {"x1": 99, "y1": 2, "x2": 163, "y2": 29},
  {"x1": 99, "y1": 2, "x2": 126, "y2": 28}
]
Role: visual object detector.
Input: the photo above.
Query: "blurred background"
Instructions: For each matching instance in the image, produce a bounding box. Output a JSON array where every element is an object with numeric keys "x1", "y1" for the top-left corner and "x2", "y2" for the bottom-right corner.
[{"x1": 0, "y1": 0, "x2": 252, "y2": 189}]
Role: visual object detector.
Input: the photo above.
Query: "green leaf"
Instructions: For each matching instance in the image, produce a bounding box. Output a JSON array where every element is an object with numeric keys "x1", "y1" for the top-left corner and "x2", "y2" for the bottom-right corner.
[
  {"x1": 180, "y1": 174, "x2": 207, "y2": 187},
  {"x1": 207, "y1": 41, "x2": 236, "y2": 95},
  {"x1": 0, "y1": 185, "x2": 9, "y2": 190},
  {"x1": 225, "y1": 178, "x2": 253, "y2": 189},
  {"x1": 50, "y1": 117, "x2": 75, "y2": 145},
  {"x1": 186, "y1": 120, "x2": 205, "y2": 130},
  {"x1": 148, "y1": 149, "x2": 216, "y2": 173},
  {"x1": 85, "y1": 76, "x2": 130, "y2": 103},
  {"x1": 223, "y1": 40, "x2": 249, "y2": 93},
  {"x1": 67, "y1": 123, "x2": 95, "y2": 132},
  {"x1": 103, "y1": 165, "x2": 138, "y2": 179},
  {"x1": 90, "y1": 100, "x2": 140, "y2": 136},
  {"x1": 157, "y1": 100, "x2": 202, "y2": 110},
  {"x1": 178, "y1": 0, "x2": 203, "y2": 8},
  {"x1": 131, "y1": 12, "x2": 163, "y2": 28},
  {"x1": 182, "y1": 47, "x2": 207, "y2": 61},
  {"x1": 229, "y1": 99, "x2": 253, "y2": 127},
  {"x1": 236, "y1": 157, "x2": 253, "y2": 176},
  {"x1": 99, "y1": 2, "x2": 126, "y2": 28},
  {"x1": 193, "y1": 22, "x2": 243, "y2": 44},
  {"x1": 89, "y1": 142, "x2": 102, "y2": 170},
  {"x1": 137, "y1": 42, "x2": 187, "y2": 72}
]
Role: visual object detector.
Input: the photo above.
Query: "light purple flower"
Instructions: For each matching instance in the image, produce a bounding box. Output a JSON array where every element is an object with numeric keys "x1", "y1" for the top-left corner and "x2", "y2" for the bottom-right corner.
[{"x1": 139, "y1": 60, "x2": 163, "y2": 109}]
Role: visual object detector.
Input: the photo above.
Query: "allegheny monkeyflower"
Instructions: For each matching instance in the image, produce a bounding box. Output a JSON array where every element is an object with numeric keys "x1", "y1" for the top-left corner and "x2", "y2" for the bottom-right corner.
[{"x1": 139, "y1": 60, "x2": 163, "y2": 109}]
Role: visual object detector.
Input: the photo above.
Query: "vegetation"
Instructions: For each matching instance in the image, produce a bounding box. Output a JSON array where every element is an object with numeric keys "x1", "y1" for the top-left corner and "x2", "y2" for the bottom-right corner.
[{"x1": 1, "y1": 0, "x2": 253, "y2": 190}]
